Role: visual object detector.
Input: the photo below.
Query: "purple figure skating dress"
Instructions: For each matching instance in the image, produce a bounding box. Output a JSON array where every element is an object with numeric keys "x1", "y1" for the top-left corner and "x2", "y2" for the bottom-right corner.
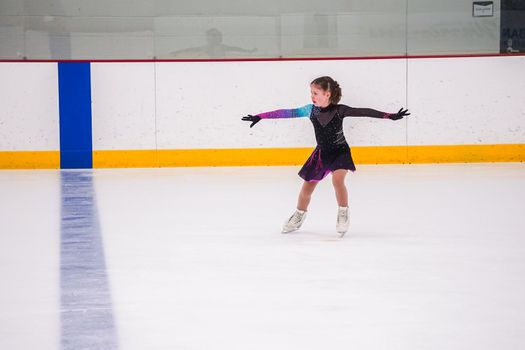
[{"x1": 256, "y1": 103, "x2": 395, "y2": 182}]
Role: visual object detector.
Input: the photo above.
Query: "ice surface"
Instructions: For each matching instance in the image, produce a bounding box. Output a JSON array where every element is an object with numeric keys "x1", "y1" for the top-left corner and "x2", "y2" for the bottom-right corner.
[{"x1": 1, "y1": 163, "x2": 525, "y2": 350}]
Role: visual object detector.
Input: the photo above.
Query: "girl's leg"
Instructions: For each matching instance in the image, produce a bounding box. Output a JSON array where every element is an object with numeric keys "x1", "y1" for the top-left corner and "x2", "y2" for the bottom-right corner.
[
  {"x1": 331, "y1": 169, "x2": 348, "y2": 207},
  {"x1": 297, "y1": 180, "x2": 319, "y2": 211}
]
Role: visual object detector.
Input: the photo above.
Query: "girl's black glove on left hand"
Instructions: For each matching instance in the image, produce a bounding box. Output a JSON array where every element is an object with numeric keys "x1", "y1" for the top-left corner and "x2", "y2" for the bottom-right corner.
[
  {"x1": 389, "y1": 107, "x2": 410, "y2": 120},
  {"x1": 241, "y1": 114, "x2": 261, "y2": 128}
]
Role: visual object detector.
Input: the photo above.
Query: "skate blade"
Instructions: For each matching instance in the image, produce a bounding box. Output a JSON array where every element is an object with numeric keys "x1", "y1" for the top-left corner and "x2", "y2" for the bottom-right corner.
[
  {"x1": 337, "y1": 229, "x2": 348, "y2": 237},
  {"x1": 282, "y1": 229, "x2": 297, "y2": 234}
]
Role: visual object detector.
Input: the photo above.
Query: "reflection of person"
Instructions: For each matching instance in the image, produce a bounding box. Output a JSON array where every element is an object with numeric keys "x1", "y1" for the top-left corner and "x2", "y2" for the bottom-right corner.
[
  {"x1": 242, "y1": 76, "x2": 410, "y2": 237},
  {"x1": 506, "y1": 39, "x2": 520, "y2": 53},
  {"x1": 170, "y1": 28, "x2": 257, "y2": 58}
]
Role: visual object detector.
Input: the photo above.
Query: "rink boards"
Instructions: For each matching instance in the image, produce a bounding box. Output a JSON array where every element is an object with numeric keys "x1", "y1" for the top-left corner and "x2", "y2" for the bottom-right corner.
[{"x1": 0, "y1": 55, "x2": 524, "y2": 168}]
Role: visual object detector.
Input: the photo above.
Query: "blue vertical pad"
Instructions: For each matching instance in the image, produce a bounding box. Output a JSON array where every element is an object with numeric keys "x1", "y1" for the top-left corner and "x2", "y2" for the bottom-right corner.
[{"x1": 58, "y1": 62, "x2": 93, "y2": 169}]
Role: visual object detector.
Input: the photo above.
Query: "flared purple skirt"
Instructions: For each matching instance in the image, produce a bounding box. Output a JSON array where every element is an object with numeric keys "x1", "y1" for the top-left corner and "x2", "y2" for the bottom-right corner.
[{"x1": 298, "y1": 144, "x2": 356, "y2": 182}]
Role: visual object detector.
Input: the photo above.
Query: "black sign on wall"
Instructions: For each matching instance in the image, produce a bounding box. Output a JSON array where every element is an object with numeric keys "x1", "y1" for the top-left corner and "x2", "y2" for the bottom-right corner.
[{"x1": 500, "y1": 0, "x2": 525, "y2": 53}]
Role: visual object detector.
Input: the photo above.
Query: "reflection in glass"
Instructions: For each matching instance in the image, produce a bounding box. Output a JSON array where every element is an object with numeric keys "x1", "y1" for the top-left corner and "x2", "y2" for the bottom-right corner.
[
  {"x1": 0, "y1": 0, "x2": 512, "y2": 60},
  {"x1": 500, "y1": 0, "x2": 525, "y2": 53},
  {"x1": 169, "y1": 28, "x2": 257, "y2": 58}
]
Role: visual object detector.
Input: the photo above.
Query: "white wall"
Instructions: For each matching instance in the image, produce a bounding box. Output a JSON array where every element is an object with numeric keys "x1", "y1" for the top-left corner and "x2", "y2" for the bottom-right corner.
[
  {"x1": 408, "y1": 56, "x2": 525, "y2": 145},
  {"x1": 89, "y1": 59, "x2": 406, "y2": 150},
  {"x1": 1, "y1": 55, "x2": 524, "y2": 154},
  {"x1": 153, "y1": 59, "x2": 406, "y2": 150},
  {"x1": 91, "y1": 63, "x2": 156, "y2": 150},
  {"x1": 90, "y1": 55, "x2": 525, "y2": 151},
  {"x1": 0, "y1": 63, "x2": 59, "y2": 151}
]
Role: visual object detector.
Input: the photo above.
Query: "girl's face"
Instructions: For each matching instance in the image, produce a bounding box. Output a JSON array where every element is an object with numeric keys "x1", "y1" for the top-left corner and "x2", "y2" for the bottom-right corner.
[{"x1": 310, "y1": 84, "x2": 331, "y2": 107}]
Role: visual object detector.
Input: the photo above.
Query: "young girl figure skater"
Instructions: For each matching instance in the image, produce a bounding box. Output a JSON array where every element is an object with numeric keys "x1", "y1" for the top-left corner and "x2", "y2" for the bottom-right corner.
[{"x1": 242, "y1": 76, "x2": 410, "y2": 237}]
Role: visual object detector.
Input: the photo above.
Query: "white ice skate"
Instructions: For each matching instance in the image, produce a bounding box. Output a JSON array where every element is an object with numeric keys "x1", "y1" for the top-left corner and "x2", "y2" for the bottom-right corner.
[
  {"x1": 282, "y1": 209, "x2": 307, "y2": 233},
  {"x1": 336, "y1": 206, "x2": 349, "y2": 236}
]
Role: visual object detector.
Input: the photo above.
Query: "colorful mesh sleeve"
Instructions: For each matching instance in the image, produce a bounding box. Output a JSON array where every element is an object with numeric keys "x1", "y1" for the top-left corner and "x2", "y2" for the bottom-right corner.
[
  {"x1": 256, "y1": 104, "x2": 313, "y2": 119},
  {"x1": 338, "y1": 104, "x2": 394, "y2": 119}
]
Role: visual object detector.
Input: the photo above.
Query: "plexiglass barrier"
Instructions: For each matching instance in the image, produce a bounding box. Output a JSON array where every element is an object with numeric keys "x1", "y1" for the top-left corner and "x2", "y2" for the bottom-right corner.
[{"x1": 0, "y1": 0, "x2": 523, "y2": 59}]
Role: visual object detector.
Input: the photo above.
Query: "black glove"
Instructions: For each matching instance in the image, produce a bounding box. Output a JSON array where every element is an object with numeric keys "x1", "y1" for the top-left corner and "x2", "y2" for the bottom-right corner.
[
  {"x1": 241, "y1": 114, "x2": 262, "y2": 128},
  {"x1": 390, "y1": 107, "x2": 410, "y2": 120}
]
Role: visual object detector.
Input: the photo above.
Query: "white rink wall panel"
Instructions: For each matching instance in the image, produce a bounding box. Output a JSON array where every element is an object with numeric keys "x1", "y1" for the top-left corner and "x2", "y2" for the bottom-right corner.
[
  {"x1": 331, "y1": 59, "x2": 407, "y2": 147},
  {"x1": 155, "y1": 60, "x2": 317, "y2": 150},
  {"x1": 0, "y1": 63, "x2": 59, "y2": 151},
  {"x1": 407, "y1": 56, "x2": 525, "y2": 146},
  {"x1": 93, "y1": 56, "x2": 525, "y2": 151},
  {"x1": 1, "y1": 56, "x2": 524, "y2": 153},
  {"x1": 91, "y1": 63, "x2": 156, "y2": 150},
  {"x1": 146, "y1": 59, "x2": 406, "y2": 150}
]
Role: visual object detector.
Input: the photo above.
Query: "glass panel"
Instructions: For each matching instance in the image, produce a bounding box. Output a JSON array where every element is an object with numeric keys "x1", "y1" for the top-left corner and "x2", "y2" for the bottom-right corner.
[
  {"x1": 500, "y1": 0, "x2": 525, "y2": 53},
  {"x1": 0, "y1": 16, "x2": 24, "y2": 59},
  {"x1": 0, "y1": 0, "x2": 23, "y2": 16},
  {"x1": 0, "y1": 0, "x2": 516, "y2": 60},
  {"x1": 23, "y1": 16, "x2": 154, "y2": 59},
  {"x1": 22, "y1": 0, "x2": 155, "y2": 17},
  {"x1": 407, "y1": 0, "x2": 501, "y2": 55},
  {"x1": 154, "y1": 16, "x2": 272, "y2": 59}
]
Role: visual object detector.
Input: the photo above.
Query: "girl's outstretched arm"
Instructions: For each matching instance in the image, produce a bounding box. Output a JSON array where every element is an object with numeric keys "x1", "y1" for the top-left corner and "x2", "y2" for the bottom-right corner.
[
  {"x1": 256, "y1": 104, "x2": 313, "y2": 119},
  {"x1": 339, "y1": 105, "x2": 410, "y2": 120},
  {"x1": 242, "y1": 104, "x2": 313, "y2": 127}
]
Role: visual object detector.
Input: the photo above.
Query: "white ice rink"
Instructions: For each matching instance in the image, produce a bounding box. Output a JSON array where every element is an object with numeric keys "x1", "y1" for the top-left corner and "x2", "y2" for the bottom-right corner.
[{"x1": 1, "y1": 163, "x2": 525, "y2": 350}]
